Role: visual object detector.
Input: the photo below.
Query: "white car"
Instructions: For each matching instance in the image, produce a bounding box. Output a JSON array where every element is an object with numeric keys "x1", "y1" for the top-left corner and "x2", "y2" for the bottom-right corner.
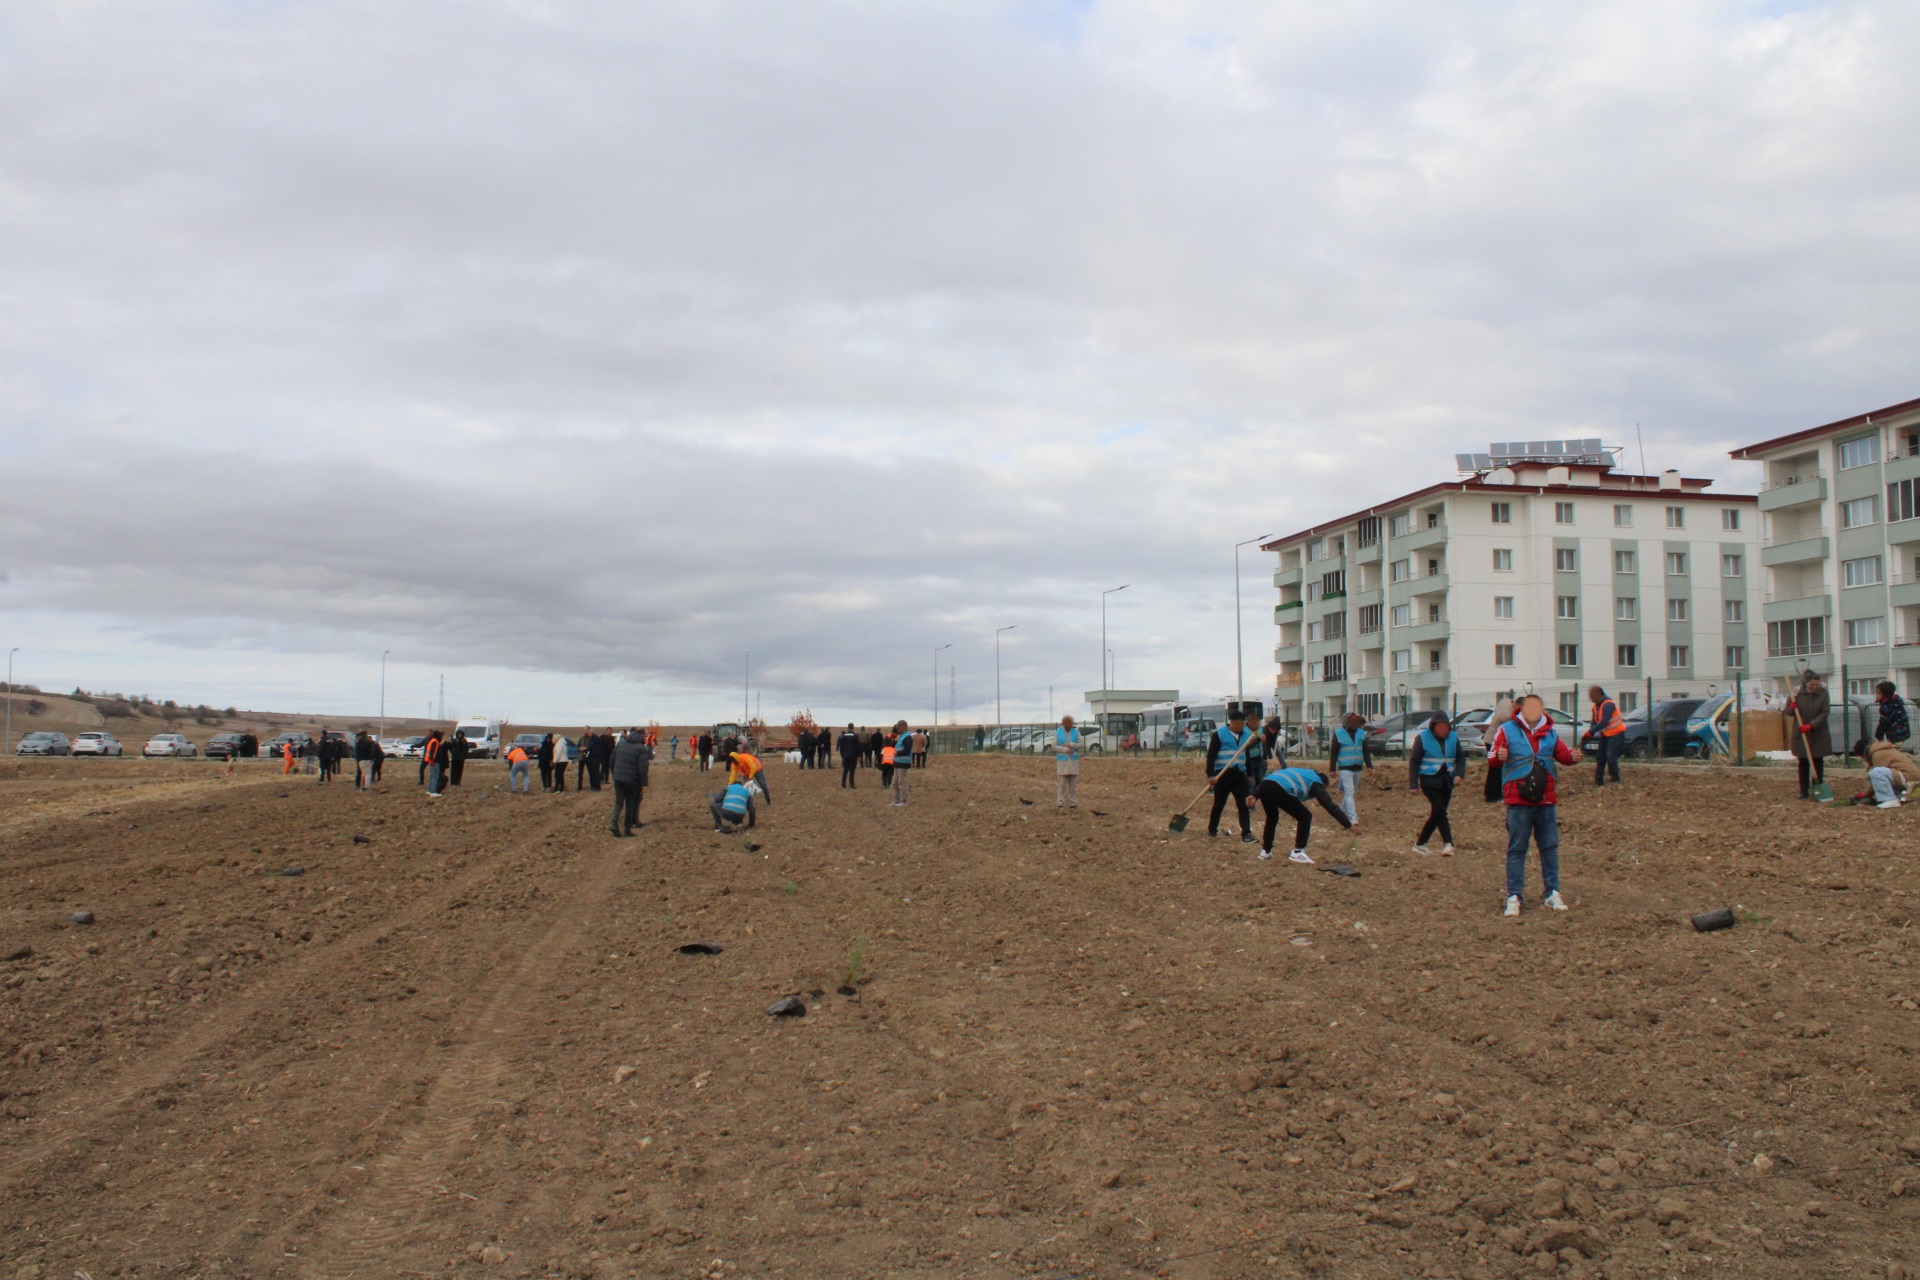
[
  {"x1": 143, "y1": 734, "x2": 198, "y2": 757},
  {"x1": 71, "y1": 732, "x2": 124, "y2": 757}
]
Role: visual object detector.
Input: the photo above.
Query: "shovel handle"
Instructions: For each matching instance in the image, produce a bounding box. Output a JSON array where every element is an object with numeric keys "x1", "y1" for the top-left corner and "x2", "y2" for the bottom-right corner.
[{"x1": 1179, "y1": 732, "x2": 1257, "y2": 815}]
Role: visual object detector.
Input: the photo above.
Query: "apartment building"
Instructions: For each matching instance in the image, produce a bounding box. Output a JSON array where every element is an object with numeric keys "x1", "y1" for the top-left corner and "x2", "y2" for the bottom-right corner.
[
  {"x1": 1729, "y1": 394, "x2": 1920, "y2": 698},
  {"x1": 1265, "y1": 443, "x2": 1760, "y2": 723}
]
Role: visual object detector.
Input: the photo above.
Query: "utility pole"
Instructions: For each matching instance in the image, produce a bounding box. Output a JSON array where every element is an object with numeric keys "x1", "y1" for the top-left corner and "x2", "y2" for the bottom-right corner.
[
  {"x1": 933, "y1": 643, "x2": 952, "y2": 739},
  {"x1": 1101, "y1": 585, "x2": 1129, "y2": 742},
  {"x1": 1235, "y1": 534, "x2": 1272, "y2": 710},
  {"x1": 4, "y1": 648, "x2": 17, "y2": 756},
  {"x1": 995, "y1": 625, "x2": 1017, "y2": 732},
  {"x1": 743, "y1": 651, "x2": 750, "y2": 725},
  {"x1": 437, "y1": 674, "x2": 444, "y2": 722},
  {"x1": 379, "y1": 650, "x2": 390, "y2": 741},
  {"x1": 949, "y1": 665, "x2": 955, "y2": 725}
]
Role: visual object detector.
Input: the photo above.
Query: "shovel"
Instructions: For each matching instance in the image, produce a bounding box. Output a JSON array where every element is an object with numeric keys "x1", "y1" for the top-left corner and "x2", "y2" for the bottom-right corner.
[
  {"x1": 1810, "y1": 779, "x2": 1834, "y2": 803},
  {"x1": 1169, "y1": 733, "x2": 1255, "y2": 833}
]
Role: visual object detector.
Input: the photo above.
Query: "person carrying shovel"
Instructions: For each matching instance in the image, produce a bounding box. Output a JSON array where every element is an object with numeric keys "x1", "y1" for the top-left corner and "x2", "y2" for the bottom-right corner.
[
  {"x1": 1205, "y1": 706, "x2": 1260, "y2": 844},
  {"x1": 1787, "y1": 670, "x2": 1832, "y2": 801}
]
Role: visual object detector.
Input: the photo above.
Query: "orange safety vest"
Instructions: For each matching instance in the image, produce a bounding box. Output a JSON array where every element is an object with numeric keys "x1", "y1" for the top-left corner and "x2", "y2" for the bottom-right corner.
[
  {"x1": 1597, "y1": 699, "x2": 1626, "y2": 737},
  {"x1": 506, "y1": 746, "x2": 528, "y2": 764},
  {"x1": 881, "y1": 745, "x2": 896, "y2": 765},
  {"x1": 424, "y1": 737, "x2": 441, "y2": 764},
  {"x1": 282, "y1": 742, "x2": 293, "y2": 761},
  {"x1": 731, "y1": 751, "x2": 761, "y2": 779}
]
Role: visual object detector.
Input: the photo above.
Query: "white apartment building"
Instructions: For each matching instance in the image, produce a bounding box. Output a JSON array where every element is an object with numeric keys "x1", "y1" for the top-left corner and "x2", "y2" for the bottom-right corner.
[
  {"x1": 1729, "y1": 394, "x2": 1920, "y2": 697},
  {"x1": 1265, "y1": 443, "x2": 1760, "y2": 723}
]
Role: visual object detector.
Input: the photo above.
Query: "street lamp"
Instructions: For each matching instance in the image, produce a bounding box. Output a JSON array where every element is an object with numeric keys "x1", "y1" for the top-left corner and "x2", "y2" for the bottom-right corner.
[
  {"x1": 1234, "y1": 534, "x2": 1273, "y2": 711},
  {"x1": 743, "y1": 651, "x2": 751, "y2": 725},
  {"x1": 4, "y1": 648, "x2": 18, "y2": 756},
  {"x1": 995, "y1": 626, "x2": 1017, "y2": 733},
  {"x1": 1101, "y1": 585, "x2": 1129, "y2": 742},
  {"x1": 933, "y1": 644, "x2": 952, "y2": 754},
  {"x1": 379, "y1": 650, "x2": 391, "y2": 741}
]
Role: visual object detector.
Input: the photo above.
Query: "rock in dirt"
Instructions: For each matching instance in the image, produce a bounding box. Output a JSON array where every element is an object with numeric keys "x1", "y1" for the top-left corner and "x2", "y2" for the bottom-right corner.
[
  {"x1": 480, "y1": 1245, "x2": 507, "y2": 1265},
  {"x1": 1691, "y1": 907, "x2": 1737, "y2": 932},
  {"x1": 1897, "y1": 1134, "x2": 1920, "y2": 1158},
  {"x1": 1753, "y1": 1153, "x2": 1775, "y2": 1173},
  {"x1": 613, "y1": 1065, "x2": 638, "y2": 1085},
  {"x1": 766, "y1": 996, "x2": 806, "y2": 1018},
  {"x1": 281, "y1": 866, "x2": 305, "y2": 877},
  {"x1": 676, "y1": 942, "x2": 724, "y2": 956},
  {"x1": 71, "y1": 911, "x2": 94, "y2": 925},
  {"x1": 352, "y1": 833, "x2": 371, "y2": 844},
  {"x1": 4, "y1": 944, "x2": 32, "y2": 962},
  {"x1": 1527, "y1": 1178, "x2": 1567, "y2": 1219},
  {"x1": 1654, "y1": 1197, "x2": 1689, "y2": 1225}
]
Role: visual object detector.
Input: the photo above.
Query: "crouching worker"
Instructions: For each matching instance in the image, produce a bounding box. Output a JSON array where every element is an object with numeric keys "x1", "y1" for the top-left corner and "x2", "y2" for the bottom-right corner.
[
  {"x1": 1856, "y1": 736, "x2": 1920, "y2": 809},
  {"x1": 710, "y1": 780, "x2": 757, "y2": 832},
  {"x1": 1254, "y1": 766, "x2": 1353, "y2": 865}
]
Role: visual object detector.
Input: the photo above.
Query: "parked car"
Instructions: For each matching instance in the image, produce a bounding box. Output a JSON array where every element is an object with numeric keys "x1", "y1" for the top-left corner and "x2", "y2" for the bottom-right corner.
[
  {"x1": 1363, "y1": 710, "x2": 1440, "y2": 757},
  {"x1": 1474, "y1": 708, "x2": 1578, "y2": 756},
  {"x1": 15, "y1": 731, "x2": 72, "y2": 756},
  {"x1": 380, "y1": 737, "x2": 418, "y2": 757},
  {"x1": 506, "y1": 733, "x2": 545, "y2": 759},
  {"x1": 203, "y1": 732, "x2": 248, "y2": 760},
  {"x1": 260, "y1": 732, "x2": 314, "y2": 759},
  {"x1": 70, "y1": 731, "x2": 124, "y2": 757},
  {"x1": 143, "y1": 733, "x2": 197, "y2": 757},
  {"x1": 1578, "y1": 698, "x2": 1702, "y2": 760},
  {"x1": 1449, "y1": 707, "x2": 1497, "y2": 752}
]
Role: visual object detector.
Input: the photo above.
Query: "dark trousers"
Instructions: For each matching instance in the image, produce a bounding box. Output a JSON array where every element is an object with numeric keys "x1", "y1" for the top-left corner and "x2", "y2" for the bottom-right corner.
[
  {"x1": 1418, "y1": 774, "x2": 1455, "y2": 845},
  {"x1": 1208, "y1": 768, "x2": 1252, "y2": 836},
  {"x1": 841, "y1": 756, "x2": 858, "y2": 787},
  {"x1": 1257, "y1": 780, "x2": 1351, "y2": 852},
  {"x1": 450, "y1": 757, "x2": 465, "y2": 787},
  {"x1": 1797, "y1": 755, "x2": 1826, "y2": 797},
  {"x1": 699, "y1": 751, "x2": 711, "y2": 771},
  {"x1": 880, "y1": 764, "x2": 894, "y2": 787},
  {"x1": 610, "y1": 781, "x2": 641, "y2": 832},
  {"x1": 418, "y1": 757, "x2": 427, "y2": 785},
  {"x1": 1592, "y1": 734, "x2": 1621, "y2": 785},
  {"x1": 553, "y1": 762, "x2": 568, "y2": 790},
  {"x1": 538, "y1": 761, "x2": 553, "y2": 790}
]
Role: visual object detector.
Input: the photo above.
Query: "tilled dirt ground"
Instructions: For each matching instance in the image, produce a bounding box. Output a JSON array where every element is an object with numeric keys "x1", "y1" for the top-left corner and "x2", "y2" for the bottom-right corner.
[{"x1": 2, "y1": 752, "x2": 1917, "y2": 1280}]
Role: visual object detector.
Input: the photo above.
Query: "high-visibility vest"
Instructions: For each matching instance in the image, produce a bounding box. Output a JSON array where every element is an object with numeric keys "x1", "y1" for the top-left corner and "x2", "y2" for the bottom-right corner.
[
  {"x1": 881, "y1": 745, "x2": 896, "y2": 765},
  {"x1": 282, "y1": 743, "x2": 293, "y2": 761},
  {"x1": 424, "y1": 738, "x2": 441, "y2": 764},
  {"x1": 1268, "y1": 767, "x2": 1320, "y2": 798},
  {"x1": 1596, "y1": 698, "x2": 1626, "y2": 737},
  {"x1": 1499, "y1": 720, "x2": 1557, "y2": 785},
  {"x1": 506, "y1": 746, "x2": 528, "y2": 764},
  {"x1": 1333, "y1": 726, "x2": 1366, "y2": 768},
  {"x1": 1213, "y1": 725, "x2": 1253, "y2": 769},
  {"x1": 1055, "y1": 727, "x2": 1080, "y2": 760},
  {"x1": 1415, "y1": 727, "x2": 1459, "y2": 775},
  {"x1": 731, "y1": 752, "x2": 761, "y2": 779},
  {"x1": 721, "y1": 783, "x2": 752, "y2": 816}
]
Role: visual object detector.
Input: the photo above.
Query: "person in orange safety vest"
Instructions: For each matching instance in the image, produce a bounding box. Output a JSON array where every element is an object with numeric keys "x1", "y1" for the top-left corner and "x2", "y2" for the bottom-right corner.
[{"x1": 1588, "y1": 685, "x2": 1626, "y2": 787}]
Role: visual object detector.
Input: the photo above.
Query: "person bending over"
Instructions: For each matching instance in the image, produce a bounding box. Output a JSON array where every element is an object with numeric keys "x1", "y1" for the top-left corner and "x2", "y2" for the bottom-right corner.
[
  {"x1": 1254, "y1": 766, "x2": 1353, "y2": 864},
  {"x1": 710, "y1": 780, "x2": 757, "y2": 831}
]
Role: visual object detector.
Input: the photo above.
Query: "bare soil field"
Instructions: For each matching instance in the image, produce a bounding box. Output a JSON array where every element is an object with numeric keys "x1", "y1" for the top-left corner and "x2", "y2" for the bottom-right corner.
[{"x1": 2, "y1": 753, "x2": 1917, "y2": 1280}]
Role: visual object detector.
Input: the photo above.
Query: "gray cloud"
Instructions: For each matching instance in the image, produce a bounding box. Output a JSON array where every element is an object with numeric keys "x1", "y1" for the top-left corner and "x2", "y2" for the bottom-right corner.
[{"x1": 2, "y1": 0, "x2": 1918, "y2": 718}]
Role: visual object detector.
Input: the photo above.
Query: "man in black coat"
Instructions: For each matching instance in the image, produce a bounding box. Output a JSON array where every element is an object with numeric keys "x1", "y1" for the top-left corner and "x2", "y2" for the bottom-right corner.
[
  {"x1": 448, "y1": 732, "x2": 470, "y2": 787},
  {"x1": 608, "y1": 728, "x2": 653, "y2": 836},
  {"x1": 798, "y1": 728, "x2": 814, "y2": 769},
  {"x1": 838, "y1": 723, "x2": 861, "y2": 788}
]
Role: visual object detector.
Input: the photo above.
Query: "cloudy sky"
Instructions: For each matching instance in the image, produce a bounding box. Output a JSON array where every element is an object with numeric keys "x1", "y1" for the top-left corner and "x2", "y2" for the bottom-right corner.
[{"x1": 2, "y1": 0, "x2": 1917, "y2": 726}]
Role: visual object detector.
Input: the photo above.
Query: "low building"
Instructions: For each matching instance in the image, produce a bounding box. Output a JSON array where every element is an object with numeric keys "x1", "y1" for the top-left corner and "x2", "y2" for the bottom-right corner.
[{"x1": 1264, "y1": 443, "x2": 1760, "y2": 725}]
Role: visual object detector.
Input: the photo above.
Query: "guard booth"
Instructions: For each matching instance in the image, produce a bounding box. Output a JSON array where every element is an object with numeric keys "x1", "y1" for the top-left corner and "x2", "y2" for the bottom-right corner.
[{"x1": 1083, "y1": 688, "x2": 1181, "y2": 754}]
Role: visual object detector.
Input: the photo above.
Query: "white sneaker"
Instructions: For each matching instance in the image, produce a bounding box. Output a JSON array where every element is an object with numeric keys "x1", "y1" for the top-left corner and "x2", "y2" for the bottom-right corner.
[
  {"x1": 1412, "y1": 843, "x2": 1430, "y2": 855},
  {"x1": 1878, "y1": 800, "x2": 1901, "y2": 809},
  {"x1": 1504, "y1": 895, "x2": 1522, "y2": 917},
  {"x1": 1257, "y1": 847, "x2": 1273, "y2": 861},
  {"x1": 1544, "y1": 890, "x2": 1568, "y2": 911},
  {"x1": 1289, "y1": 849, "x2": 1314, "y2": 865},
  {"x1": 1440, "y1": 843, "x2": 1454, "y2": 855}
]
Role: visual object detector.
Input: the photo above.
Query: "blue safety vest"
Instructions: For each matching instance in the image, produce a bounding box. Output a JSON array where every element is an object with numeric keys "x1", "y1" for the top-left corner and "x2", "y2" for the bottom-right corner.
[
  {"x1": 1499, "y1": 720, "x2": 1558, "y2": 785},
  {"x1": 893, "y1": 733, "x2": 913, "y2": 769},
  {"x1": 1214, "y1": 725, "x2": 1254, "y2": 771},
  {"x1": 1268, "y1": 767, "x2": 1320, "y2": 798},
  {"x1": 1333, "y1": 726, "x2": 1366, "y2": 768},
  {"x1": 1055, "y1": 727, "x2": 1080, "y2": 760},
  {"x1": 1416, "y1": 727, "x2": 1459, "y2": 776},
  {"x1": 721, "y1": 783, "x2": 753, "y2": 816}
]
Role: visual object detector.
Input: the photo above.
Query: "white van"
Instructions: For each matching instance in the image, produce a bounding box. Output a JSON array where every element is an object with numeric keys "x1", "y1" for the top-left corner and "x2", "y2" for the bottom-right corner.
[{"x1": 454, "y1": 717, "x2": 502, "y2": 758}]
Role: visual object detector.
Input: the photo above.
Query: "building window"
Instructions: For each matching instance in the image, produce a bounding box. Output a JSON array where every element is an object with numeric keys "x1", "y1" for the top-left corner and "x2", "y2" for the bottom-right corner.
[
  {"x1": 1428, "y1": 649, "x2": 1443, "y2": 671},
  {"x1": 1621, "y1": 691, "x2": 1640, "y2": 713},
  {"x1": 1726, "y1": 645, "x2": 1746, "y2": 670},
  {"x1": 1322, "y1": 653, "x2": 1346, "y2": 680},
  {"x1": 1304, "y1": 539, "x2": 1321, "y2": 563},
  {"x1": 1558, "y1": 643, "x2": 1579, "y2": 667},
  {"x1": 1843, "y1": 555, "x2": 1884, "y2": 587},
  {"x1": 1426, "y1": 556, "x2": 1441, "y2": 578},
  {"x1": 1391, "y1": 649, "x2": 1411, "y2": 673},
  {"x1": 1308, "y1": 660, "x2": 1322, "y2": 683},
  {"x1": 1490, "y1": 502, "x2": 1511, "y2": 524},
  {"x1": 1667, "y1": 598, "x2": 1689, "y2": 622},
  {"x1": 1666, "y1": 505, "x2": 1685, "y2": 529},
  {"x1": 1493, "y1": 596, "x2": 1515, "y2": 618},
  {"x1": 1668, "y1": 644, "x2": 1690, "y2": 670},
  {"x1": 1614, "y1": 504, "x2": 1633, "y2": 527},
  {"x1": 1722, "y1": 508, "x2": 1741, "y2": 531},
  {"x1": 1555, "y1": 502, "x2": 1575, "y2": 524},
  {"x1": 1617, "y1": 644, "x2": 1639, "y2": 668},
  {"x1": 1845, "y1": 616, "x2": 1886, "y2": 648},
  {"x1": 1390, "y1": 603, "x2": 1411, "y2": 627},
  {"x1": 1357, "y1": 604, "x2": 1382, "y2": 634},
  {"x1": 1557, "y1": 691, "x2": 1577, "y2": 716},
  {"x1": 1666, "y1": 551, "x2": 1688, "y2": 576},
  {"x1": 1322, "y1": 570, "x2": 1346, "y2": 596},
  {"x1": 1492, "y1": 549, "x2": 1513, "y2": 572},
  {"x1": 1307, "y1": 620, "x2": 1323, "y2": 643},
  {"x1": 1554, "y1": 548, "x2": 1578, "y2": 572},
  {"x1": 1838, "y1": 434, "x2": 1880, "y2": 470},
  {"x1": 1722, "y1": 553, "x2": 1743, "y2": 578},
  {"x1": 1427, "y1": 601, "x2": 1442, "y2": 622},
  {"x1": 1426, "y1": 509, "x2": 1441, "y2": 529},
  {"x1": 1323, "y1": 611, "x2": 1346, "y2": 640},
  {"x1": 1355, "y1": 516, "x2": 1381, "y2": 547},
  {"x1": 1616, "y1": 597, "x2": 1638, "y2": 621},
  {"x1": 1891, "y1": 478, "x2": 1920, "y2": 524},
  {"x1": 1841, "y1": 495, "x2": 1879, "y2": 529},
  {"x1": 1556, "y1": 595, "x2": 1579, "y2": 619},
  {"x1": 1389, "y1": 513, "x2": 1411, "y2": 537},
  {"x1": 1390, "y1": 558, "x2": 1410, "y2": 583},
  {"x1": 1724, "y1": 599, "x2": 1745, "y2": 623},
  {"x1": 1904, "y1": 428, "x2": 1920, "y2": 458},
  {"x1": 1614, "y1": 550, "x2": 1637, "y2": 574},
  {"x1": 1494, "y1": 644, "x2": 1516, "y2": 667},
  {"x1": 1306, "y1": 582, "x2": 1322, "y2": 602},
  {"x1": 1767, "y1": 617, "x2": 1827, "y2": 658}
]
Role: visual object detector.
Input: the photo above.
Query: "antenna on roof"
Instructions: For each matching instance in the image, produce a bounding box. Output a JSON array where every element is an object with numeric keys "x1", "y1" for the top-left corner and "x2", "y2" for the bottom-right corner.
[{"x1": 1636, "y1": 422, "x2": 1647, "y2": 484}]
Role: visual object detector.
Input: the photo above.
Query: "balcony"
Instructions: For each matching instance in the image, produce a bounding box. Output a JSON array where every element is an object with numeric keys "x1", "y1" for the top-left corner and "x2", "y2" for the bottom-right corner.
[
  {"x1": 1408, "y1": 572, "x2": 1449, "y2": 595},
  {"x1": 1766, "y1": 638, "x2": 1830, "y2": 660},
  {"x1": 1761, "y1": 531, "x2": 1829, "y2": 567},
  {"x1": 1758, "y1": 472, "x2": 1826, "y2": 513},
  {"x1": 1356, "y1": 629, "x2": 1384, "y2": 650},
  {"x1": 1273, "y1": 566, "x2": 1303, "y2": 588},
  {"x1": 1411, "y1": 667, "x2": 1451, "y2": 690},
  {"x1": 1395, "y1": 522, "x2": 1449, "y2": 552},
  {"x1": 1351, "y1": 541, "x2": 1382, "y2": 564},
  {"x1": 1275, "y1": 672, "x2": 1305, "y2": 690},
  {"x1": 1763, "y1": 591, "x2": 1831, "y2": 623},
  {"x1": 1275, "y1": 644, "x2": 1304, "y2": 663},
  {"x1": 1403, "y1": 618, "x2": 1450, "y2": 644},
  {"x1": 1274, "y1": 600, "x2": 1302, "y2": 623},
  {"x1": 1892, "y1": 576, "x2": 1920, "y2": 609}
]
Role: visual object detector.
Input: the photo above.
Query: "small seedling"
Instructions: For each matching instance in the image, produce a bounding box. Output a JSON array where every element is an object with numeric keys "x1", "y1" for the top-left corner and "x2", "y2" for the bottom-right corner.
[
  {"x1": 1736, "y1": 908, "x2": 1773, "y2": 925},
  {"x1": 780, "y1": 881, "x2": 799, "y2": 897},
  {"x1": 842, "y1": 934, "x2": 868, "y2": 988}
]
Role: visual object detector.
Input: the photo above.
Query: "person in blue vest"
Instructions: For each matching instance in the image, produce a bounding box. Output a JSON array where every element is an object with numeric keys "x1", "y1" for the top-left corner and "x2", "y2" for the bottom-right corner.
[
  {"x1": 1326, "y1": 712, "x2": 1373, "y2": 825},
  {"x1": 1253, "y1": 766, "x2": 1352, "y2": 863},
  {"x1": 1487, "y1": 693, "x2": 1580, "y2": 916},
  {"x1": 1054, "y1": 715, "x2": 1082, "y2": 809},
  {"x1": 1407, "y1": 710, "x2": 1466, "y2": 855},
  {"x1": 709, "y1": 778, "x2": 756, "y2": 832},
  {"x1": 1205, "y1": 707, "x2": 1259, "y2": 843}
]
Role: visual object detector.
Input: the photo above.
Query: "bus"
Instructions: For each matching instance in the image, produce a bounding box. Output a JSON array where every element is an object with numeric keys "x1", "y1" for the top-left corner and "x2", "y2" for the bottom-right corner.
[
  {"x1": 1139, "y1": 702, "x2": 1187, "y2": 750},
  {"x1": 1169, "y1": 699, "x2": 1264, "y2": 752}
]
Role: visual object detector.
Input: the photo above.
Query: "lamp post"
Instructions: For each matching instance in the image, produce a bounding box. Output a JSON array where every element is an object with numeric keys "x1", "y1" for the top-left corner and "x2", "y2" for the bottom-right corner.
[
  {"x1": 379, "y1": 650, "x2": 390, "y2": 741},
  {"x1": 995, "y1": 625, "x2": 1017, "y2": 733},
  {"x1": 1101, "y1": 585, "x2": 1129, "y2": 742},
  {"x1": 1235, "y1": 534, "x2": 1272, "y2": 711},
  {"x1": 933, "y1": 643, "x2": 952, "y2": 753},
  {"x1": 4, "y1": 648, "x2": 18, "y2": 756},
  {"x1": 743, "y1": 651, "x2": 750, "y2": 725}
]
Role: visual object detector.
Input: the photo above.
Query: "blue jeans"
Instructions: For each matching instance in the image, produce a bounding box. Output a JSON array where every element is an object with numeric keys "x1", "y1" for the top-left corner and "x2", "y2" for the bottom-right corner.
[
  {"x1": 1505, "y1": 804, "x2": 1560, "y2": 899},
  {"x1": 1870, "y1": 766, "x2": 1902, "y2": 805},
  {"x1": 1592, "y1": 734, "x2": 1621, "y2": 784},
  {"x1": 508, "y1": 760, "x2": 531, "y2": 792}
]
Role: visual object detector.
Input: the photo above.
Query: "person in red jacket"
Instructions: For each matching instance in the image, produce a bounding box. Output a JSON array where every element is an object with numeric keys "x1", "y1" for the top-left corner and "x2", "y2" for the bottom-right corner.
[{"x1": 1487, "y1": 694, "x2": 1581, "y2": 917}]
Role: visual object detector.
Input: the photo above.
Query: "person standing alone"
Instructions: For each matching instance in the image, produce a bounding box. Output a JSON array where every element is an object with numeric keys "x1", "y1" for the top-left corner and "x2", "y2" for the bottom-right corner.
[
  {"x1": 608, "y1": 727, "x2": 652, "y2": 836},
  {"x1": 1407, "y1": 711, "x2": 1464, "y2": 854},
  {"x1": 1588, "y1": 685, "x2": 1625, "y2": 786},
  {"x1": 1488, "y1": 694, "x2": 1579, "y2": 915},
  {"x1": 1788, "y1": 670, "x2": 1832, "y2": 800},
  {"x1": 1327, "y1": 713, "x2": 1372, "y2": 825},
  {"x1": 1054, "y1": 715, "x2": 1082, "y2": 809},
  {"x1": 838, "y1": 723, "x2": 861, "y2": 789}
]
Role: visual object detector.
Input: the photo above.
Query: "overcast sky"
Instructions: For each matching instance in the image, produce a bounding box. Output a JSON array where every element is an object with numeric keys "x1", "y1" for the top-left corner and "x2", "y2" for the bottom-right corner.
[{"x1": 3, "y1": 0, "x2": 1917, "y2": 726}]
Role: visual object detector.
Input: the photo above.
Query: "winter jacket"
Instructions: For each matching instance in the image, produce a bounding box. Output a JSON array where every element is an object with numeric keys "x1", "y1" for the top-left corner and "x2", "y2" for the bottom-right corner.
[
  {"x1": 609, "y1": 732, "x2": 653, "y2": 784},
  {"x1": 1788, "y1": 680, "x2": 1832, "y2": 760},
  {"x1": 1864, "y1": 739, "x2": 1920, "y2": 786},
  {"x1": 1876, "y1": 695, "x2": 1911, "y2": 746},
  {"x1": 1488, "y1": 715, "x2": 1576, "y2": 806}
]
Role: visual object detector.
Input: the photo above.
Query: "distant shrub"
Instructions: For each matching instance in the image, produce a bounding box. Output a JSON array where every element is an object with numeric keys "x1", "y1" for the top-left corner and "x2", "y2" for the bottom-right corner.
[{"x1": 25, "y1": 699, "x2": 46, "y2": 717}]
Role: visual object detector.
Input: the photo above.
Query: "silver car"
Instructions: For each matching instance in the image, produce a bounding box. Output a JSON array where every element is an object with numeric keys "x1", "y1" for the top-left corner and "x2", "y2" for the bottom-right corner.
[
  {"x1": 15, "y1": 731, "x2": 72, "y2": 756},
  {"x1": 143, "y1": 733, "x2": 198, "y2": 757},
  {"x1": 71, "y1": 731, "x2": 124, "y2": 757}
]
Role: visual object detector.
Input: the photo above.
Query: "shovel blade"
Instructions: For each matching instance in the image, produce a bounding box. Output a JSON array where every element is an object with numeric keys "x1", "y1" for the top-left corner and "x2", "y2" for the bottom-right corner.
[
  {"x1": 1810, "y1": 780, "x2": 1834, "y2": 803},
  {"x1": 1168, "y1": 812, "x2": 1190, "y2": 834}
]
